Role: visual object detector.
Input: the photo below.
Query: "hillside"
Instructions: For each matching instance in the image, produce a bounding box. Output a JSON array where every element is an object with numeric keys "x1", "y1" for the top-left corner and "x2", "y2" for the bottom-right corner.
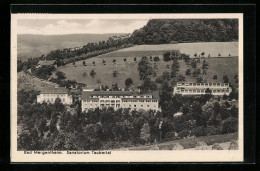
[
  {"x1": 129, "y1": 19, "x2": 238, "y2": 44},
  {"x1": 99, "y1": 42, "x2": 238, "y2": 58},
  {"x1": 17, "y1": 33, "x2": 126, "y2": 61},
  {"x1": 54, "y1": 42, "x2": 238, "y2": 89}
]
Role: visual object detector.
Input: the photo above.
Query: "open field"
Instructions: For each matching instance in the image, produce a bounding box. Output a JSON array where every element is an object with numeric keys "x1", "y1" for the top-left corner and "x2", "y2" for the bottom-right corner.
[
  {"x1": 113, "y1": 132, "x2": 238, "y2": 150},
  {"x1": 99, "y1": 42, "x2": 238, "y2": 58},
  {"x1": 54, "y1": 55, "x2": 238, "y2": 89},
  {"x1": 18, "y1": 33, "x2": 125, "y2": 61}
]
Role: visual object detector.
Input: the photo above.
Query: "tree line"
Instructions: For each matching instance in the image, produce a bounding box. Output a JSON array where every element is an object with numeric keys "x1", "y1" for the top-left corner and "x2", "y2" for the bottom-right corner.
[{"x1": 129, "y1": 19, "x2": 238, "y2": 44}]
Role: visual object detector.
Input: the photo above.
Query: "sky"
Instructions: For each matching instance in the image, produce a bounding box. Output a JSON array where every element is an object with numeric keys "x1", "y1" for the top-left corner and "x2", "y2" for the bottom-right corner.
[{"x1": 17, "y1": 19, "x2": 149, "y2": 35}]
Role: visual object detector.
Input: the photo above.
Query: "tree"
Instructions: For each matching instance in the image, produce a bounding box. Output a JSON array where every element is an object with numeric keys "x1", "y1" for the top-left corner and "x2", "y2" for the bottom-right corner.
[
  {"x1": 149, "y1": 56, "x2": 153, "y2": 61},
  {"x1": 221, "y1": 117, "x2": 238, "y2": 134},
  {"x1": 56, "y1": 71, "x2": 66, "y2": 80},
  {"x1": 138, "y1": 56, "x2": 153, "y2": 80},
  {"x1": 162, "y1": 71, "x2": 171, "y2": 81},
  {"x1": 140, "y1": 78, "x2": 157, "y2": 92},
  {"x1": 163, "y1": 52, "x2": 171, "y2": 62},
  {"x1": 177, "y1": 74, "x2": 186, "y2": 82},
  {"x1": 223, "y1": 75, "x2": 229, "y2": 83},
  {"x1": 201, "y1": 52, "x2": 205, "y2": 58},
  {"x1": 192, "y1": 69, "x2": 201, "y2": 77},
  {"x1": 191, "y1": 59, "x2": 197, "y2": 68},
  {"x1": 196, "y1": 76, "x2": 203, "y2": 83},
  {"x1": 112, "y1": 83, "x2": 119, "y2": 91},
  {"x1": 125, "y1": 78, "x2": 133, "y2": 87},
  {"x1": 153, "y1": 56, "x2": 160, "y2": 61},
  {"x1": 223, "y1": 94, "x2": 228, "y2": 100},
  {"x1": 186, "y1": 69, "x2": 191, "y2": 76},
  {"x1": 90, "y1": 70, "x2": 96, "y2": 78},
  {"x1": 205, "y1": 88, "x2": 211, "y2": 94},
  {"x1": 37, "y1": 118, "x2": 47, "y2": 137},
  {"x1": 213, "y1": 75, "x2": 218, "y2": 80},
  {"x1": 140, "y1": 122, "x2": 150, "y2": 143},
  {"x1": 113, "y1": 71, "x2": 118, "y2": 77}
]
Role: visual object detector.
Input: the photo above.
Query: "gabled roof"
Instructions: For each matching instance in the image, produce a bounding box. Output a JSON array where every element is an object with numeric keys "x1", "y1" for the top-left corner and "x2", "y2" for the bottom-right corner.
[
  {"x1": 38, "y1": 60, "x2": 56, "y2": 66},
  {"x1": 40, "y1": 87, "x2": 68, "y2": 94}
]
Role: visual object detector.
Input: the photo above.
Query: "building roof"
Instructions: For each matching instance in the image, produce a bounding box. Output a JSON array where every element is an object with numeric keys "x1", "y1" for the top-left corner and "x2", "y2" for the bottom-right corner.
[
  {"x1": 40, "y1": 87, "x2": 68, "y2": 94},
  {"x1": 81, "y1": 91, "x2": 159, "y2": 100},
  {"x1": 38, "y1": 60, "x2": 56, "y2": 66}
]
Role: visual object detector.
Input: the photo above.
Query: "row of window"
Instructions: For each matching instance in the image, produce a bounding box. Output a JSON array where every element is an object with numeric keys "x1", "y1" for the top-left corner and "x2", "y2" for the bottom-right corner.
[
  {"x1": 84, "y1": 100, "x2": 158, "y2": 103},
  {"x1": 177, "y1": 89, "x2": 229, "y2": 93},
  {"x1": 42, "y1": 98, "x2": 66, "y2": 102},
  {"x1": 177, "y1": 83, "x2": 229, "y2": 87},
  {"x1": 90, "y1": 95, "x2": 151, "y2": 98},
  {"x1": 99, "y1": 104, "x2": 157, "y2": 108},
  {"x1": 43, "y1": 94, "x2": 66, "y2": 97}
]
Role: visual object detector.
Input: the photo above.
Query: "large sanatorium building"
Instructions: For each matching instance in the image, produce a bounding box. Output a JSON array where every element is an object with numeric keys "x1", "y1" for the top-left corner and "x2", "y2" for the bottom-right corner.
[
  {"x1": 37, "y1": 87, "x2": 73, "y2": 105},
  {"x1": 173, "y1": 82, "x2": 232, "y2": 95},
  {"x1": 81, "y1": 89, "x2": 160, "y2": 112}
]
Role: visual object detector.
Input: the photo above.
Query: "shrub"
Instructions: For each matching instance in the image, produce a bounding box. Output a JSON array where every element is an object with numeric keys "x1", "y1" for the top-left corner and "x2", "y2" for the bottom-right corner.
[
  {"x1": 178, "y1": 129, "x2": 190, "y2": 138},
  {"x1": 125, "y1": 78, "x2": 133, "y2": 87},
  {"x1": 221, "y1": 117, "x2": 238, "y2": 134},
  {"x1": 90, "y1": 70, "x2": 96, "y2": 78},
  {"x1": 154, "y1": 56, "x2": 160, "y2": 61},
  {"x1": 190, "y1": 126, "x2": 206, "y2": 137},
  {"x1": 164, "y1": 131, "x2": 179, "y2": 141},
  {"x1": 155, "y1": 76, "x2": 164, "y2": 84},
  {"x1": 204, "y1": 126, "x2": 221, "y2": 136},
  {"x1": 163, "y1": 52, "x2": 171, "y2": 61}
]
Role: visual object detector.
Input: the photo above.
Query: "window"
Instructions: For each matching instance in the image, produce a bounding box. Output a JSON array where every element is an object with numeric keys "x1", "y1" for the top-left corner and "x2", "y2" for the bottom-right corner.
[
  {"x1": 141, "y1": 105, "x2": 143, "y2": 107},
  {"x1": 134, "y1": 105, "x2": 136, "y2": 107},
  {"x1": 129, "y1": 105, "x2": 131, "y2": 107},
  {"x1": 147, "y1": 105, "x2": 149, "y2": 107}
]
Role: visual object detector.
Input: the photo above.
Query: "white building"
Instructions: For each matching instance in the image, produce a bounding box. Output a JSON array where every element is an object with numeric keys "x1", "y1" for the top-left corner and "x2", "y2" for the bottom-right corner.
[
  {"x1": 36, "y1": 60, "x2": 57, "y2": 68},
  {"x1": 173, "y1": 82, "x2": 232, "y2": 96},
  {"x1": 81, "y1": 89, "x2": 160, "y2": 112},
  {"x1": 37, "y1": 87, "x2": 73, "y2": 105}
]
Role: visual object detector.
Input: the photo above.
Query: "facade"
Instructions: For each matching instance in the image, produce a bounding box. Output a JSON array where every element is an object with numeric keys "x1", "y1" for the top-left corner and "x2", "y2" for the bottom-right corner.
[
  {"x1": 81, "y1": 89, "x2": 160, "y2": 112},
  {"x1": 37, "y1": 87, "x2": 73, "y2": 105},
  {"x1": 173, "y1": 82, "x2": 232, "y2": 96}
]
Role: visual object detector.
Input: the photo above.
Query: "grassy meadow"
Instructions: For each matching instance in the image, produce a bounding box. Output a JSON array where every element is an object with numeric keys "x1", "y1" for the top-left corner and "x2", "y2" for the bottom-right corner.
[{"x1": 54, "y1": 55, "x2": 238, "y2": 89}]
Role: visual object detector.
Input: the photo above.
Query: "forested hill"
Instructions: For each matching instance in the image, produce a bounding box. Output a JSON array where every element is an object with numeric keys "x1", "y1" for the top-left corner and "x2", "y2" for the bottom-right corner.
[{"x1": 129, "y1": 19, "x2": 238, "y2": 44}]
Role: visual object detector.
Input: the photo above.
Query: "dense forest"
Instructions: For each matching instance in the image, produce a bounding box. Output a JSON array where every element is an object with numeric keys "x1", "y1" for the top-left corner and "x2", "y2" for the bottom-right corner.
[
  {"x1": 129, "y1": 19, "x2": 238, "y2": 44},
  {"x1": 18, "y1": 88, "x2": 238, "y2": 150}
]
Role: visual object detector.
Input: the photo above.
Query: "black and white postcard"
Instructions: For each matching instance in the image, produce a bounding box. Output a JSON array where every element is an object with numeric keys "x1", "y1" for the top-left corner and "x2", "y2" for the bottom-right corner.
[{"x1": 11, "y1": 13, "x2": 243, "y2": 162}]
